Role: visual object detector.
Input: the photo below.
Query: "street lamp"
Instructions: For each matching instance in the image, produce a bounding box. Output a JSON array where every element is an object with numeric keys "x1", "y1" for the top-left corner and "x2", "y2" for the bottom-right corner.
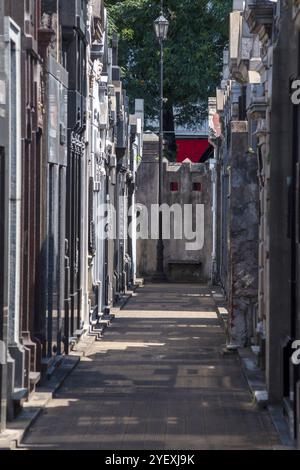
[
  {"x1": 154, "y1": 13, "x2": 169, "y2": 41},
  {"x1": 153, "y1": 9, "x2": 169, "y2": 282}
]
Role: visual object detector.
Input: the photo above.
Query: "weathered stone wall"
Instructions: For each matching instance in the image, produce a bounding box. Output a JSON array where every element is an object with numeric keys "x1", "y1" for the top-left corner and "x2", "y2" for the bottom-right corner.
[
  {"x1": 136, "y1": 133, "x2": 213, "y2": 283},
  {"x1": 162, "y1": 160, "x2": 212, "y2": 283},
  {"x1": 211, "y1": 0, "x2": 300, "y2": 443},
  {"x1": 136, "y1": 133, "x2": 160, "y2": 279},
  {"x1": 228, "y1": 121, "x2": 259, "y2": 347}
]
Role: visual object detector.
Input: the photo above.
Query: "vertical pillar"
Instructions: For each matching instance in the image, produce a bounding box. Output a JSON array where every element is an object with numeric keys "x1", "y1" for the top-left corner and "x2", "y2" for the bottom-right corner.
[
  {"x1": 0, "y1": 0, "x2": 7, "y2": 432},
  {"x1": 228, "y1": 121, "x2": 259, "y2": 347}
]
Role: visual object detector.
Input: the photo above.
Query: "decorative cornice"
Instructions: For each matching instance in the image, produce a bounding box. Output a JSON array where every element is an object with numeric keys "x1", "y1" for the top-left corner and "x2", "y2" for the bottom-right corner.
[
  {"x1": 244, "y1": 1, "x2": 276, "y2": 42},
  {"x1": 247, "y1": 97, "x2": 268, "y2": 119}
]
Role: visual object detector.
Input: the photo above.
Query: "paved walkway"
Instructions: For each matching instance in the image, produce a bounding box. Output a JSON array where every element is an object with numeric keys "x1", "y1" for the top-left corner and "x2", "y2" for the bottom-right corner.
[{"x1": 22, "y1": 284, "x2": 280, "y2": 450}]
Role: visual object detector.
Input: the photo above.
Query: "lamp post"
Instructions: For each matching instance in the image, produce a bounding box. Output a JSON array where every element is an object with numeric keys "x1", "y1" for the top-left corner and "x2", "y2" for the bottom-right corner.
[{"x1": 154, "y1": 7, "x2": 169, "y2": 281}]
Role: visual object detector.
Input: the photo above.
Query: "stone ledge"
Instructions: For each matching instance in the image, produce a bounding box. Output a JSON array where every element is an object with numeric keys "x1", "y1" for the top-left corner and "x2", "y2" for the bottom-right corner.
[
  {"x1": 245, "y1": 0, "x2": 276, "y2": 41},
  {"x1": 239, "y1": 347, "x2": 294, "y2": 448},
  {"x1": 211, "y1": 287, "x2": 230, "y2": 346},
  {"x1": 239, "y1": 347, "x2": 269, "y2": 407},
  {"x1": 111, "y1": 281, "x2": 143, "y2": 315}
]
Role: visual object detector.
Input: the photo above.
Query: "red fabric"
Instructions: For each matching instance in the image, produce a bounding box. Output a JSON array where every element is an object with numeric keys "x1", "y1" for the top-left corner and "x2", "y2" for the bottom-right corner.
[
  {"x1": 193, "y1": 182, "x2": 202, "y2": 192},
  {"x1": 170, "y1": 182, "x2": 179, "y2": 192},
  {"x1": 176, "y1": 139, "x2": 209, "y2": 163}
]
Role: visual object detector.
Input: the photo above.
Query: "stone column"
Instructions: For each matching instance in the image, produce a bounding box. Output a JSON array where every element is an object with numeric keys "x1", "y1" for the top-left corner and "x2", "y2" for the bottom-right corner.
[
  {"x1": 136, "y1": 133, "x2": 159, "y2": 279},
  {"x1": 0, "y1": 0, "x2": 8, "y2": 432}
]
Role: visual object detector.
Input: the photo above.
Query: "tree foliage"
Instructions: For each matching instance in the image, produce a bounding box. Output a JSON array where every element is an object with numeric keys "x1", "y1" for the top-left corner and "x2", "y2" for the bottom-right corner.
[{"x1": 105, "y1": 0, "x2": 231, "y2": 141}]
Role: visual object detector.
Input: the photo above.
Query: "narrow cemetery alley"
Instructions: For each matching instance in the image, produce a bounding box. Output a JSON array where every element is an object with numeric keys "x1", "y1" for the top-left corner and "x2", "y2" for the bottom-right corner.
[
  {"x1": 20, "y1": 284, "x2": 280, "y2": 450},
  {"x1": 1, "y1": 0, "x2": 300, "y2": 453}
]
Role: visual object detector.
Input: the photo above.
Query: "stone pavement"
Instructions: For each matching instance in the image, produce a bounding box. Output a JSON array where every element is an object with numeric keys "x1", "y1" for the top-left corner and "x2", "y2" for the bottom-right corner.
[{"x1": 21, "y1": 284, "x2": 280, "y2": 450}]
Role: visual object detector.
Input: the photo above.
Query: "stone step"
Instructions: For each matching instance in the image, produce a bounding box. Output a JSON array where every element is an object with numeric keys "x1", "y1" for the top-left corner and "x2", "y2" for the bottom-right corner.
[
  {"x1": 254, "y1": 390, "x2": 269, "y2": 409},
  {"x1": 251, "y1": 345, "x2": 261, "y2": 356},
  {"x1": 45, "y1": 355, "x2": 64, "y2": 379},
  {"x1": 29, "y1": 372, "x2": 41, "y2": 387},
  {"x1": 75, "y1": 328, "x2": 86, "y2": 338},
  {"x1": 89, "y1": 325, "x2": 106, "y2": 341},
  {"x1": 12, "y1": 388, "x2": 28, "y2": 403}
]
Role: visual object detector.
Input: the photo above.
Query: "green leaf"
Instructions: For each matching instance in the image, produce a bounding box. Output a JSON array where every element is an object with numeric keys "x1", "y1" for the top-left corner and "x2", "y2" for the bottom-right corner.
[{"x1": 105, "y1": 0, "x2": 230, "y2": 128}]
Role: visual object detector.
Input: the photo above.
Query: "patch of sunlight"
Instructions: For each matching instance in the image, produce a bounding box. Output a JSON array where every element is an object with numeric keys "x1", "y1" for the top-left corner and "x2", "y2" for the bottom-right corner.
[
  {"x1": 182, "y1": 294, "x2": 211, "y2": 298},
  {"x1": 89, "y1": 341, "x2": 166, "y2": 353},
  {"x1": 104, "y1": 380, "x2": 133, "y2": 386},
  {"x1": 25, "y1": 392, "x2": 53, "y2": 404},
  {"x1": 47, "y1": 399, "x2": 79, "y2": 408},
  {"x1": 218, "y1": 307, "x2": 228, "y2": 314},
  {"x1": 125, "y1": 331, "x2": 161, "y2": 336},
  {"x1": 119, "y1": 311, "x2": 218, "y2": 319},
  {"x1": 176, "y1": 324, "x2": 220, "y2": 328},
  {"x1": 99, "y1": 417, "x2": 117, "y2": 425},
  {"x1": 21, "y1": 444, "x2": 60, "y2": 449},
  {"x1": 123, "y1": 417, "x2": 139, "y2": 425},
  {"x1": 179, "y1": 365, "x2": 216, "y2": 374},
  {"x1": 167, "y1": 417, "x2": 178, "y2": 425},
  {"x1": 169, "y1": 337, "x2": 190, "y2": 341},
  {"x1": 86, "y1": 416, "x2": 140, "y2": 426}
]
